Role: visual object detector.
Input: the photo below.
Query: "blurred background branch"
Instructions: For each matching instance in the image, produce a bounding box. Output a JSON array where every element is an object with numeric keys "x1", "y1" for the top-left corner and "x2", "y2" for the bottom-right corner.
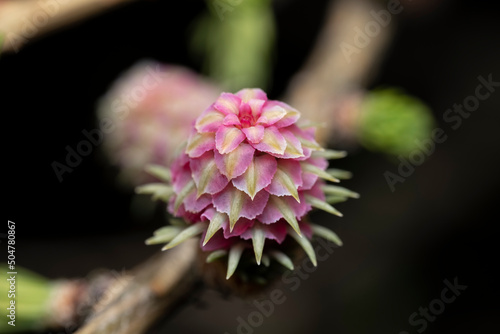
[
  {"x1": 284, "y1": 0, "x2": 395, "y2": 144},
  {"x1": 0, "y1": 0, "x2": 136, "y2": 52},
  {"x1": 75, "y1": 239, "x2": 201, "y2": 334}
]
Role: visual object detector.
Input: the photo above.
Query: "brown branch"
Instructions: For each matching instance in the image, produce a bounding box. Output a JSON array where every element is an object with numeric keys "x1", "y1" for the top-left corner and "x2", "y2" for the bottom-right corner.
[
  {"x1": 74, "y1": 238, "x2": 201, "y2": 334},
  {"x1": 285, "y1": 0, "x2": 395, "y2": 145},
  {"x1": 0, "y1": 0, "x2": 137, "y2": 52}
]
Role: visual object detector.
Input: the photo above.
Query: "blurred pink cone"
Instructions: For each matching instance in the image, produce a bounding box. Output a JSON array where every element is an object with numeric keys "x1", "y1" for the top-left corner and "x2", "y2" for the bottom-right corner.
[{"x1": 97, "y1": 60, "x2": 220, "y2": 186}]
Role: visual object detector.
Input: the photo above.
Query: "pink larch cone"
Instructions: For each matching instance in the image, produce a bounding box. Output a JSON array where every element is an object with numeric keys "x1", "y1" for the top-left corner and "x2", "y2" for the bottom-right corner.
[{"x1": 140, "y1": 89, "x2": 359, "y2": 280}]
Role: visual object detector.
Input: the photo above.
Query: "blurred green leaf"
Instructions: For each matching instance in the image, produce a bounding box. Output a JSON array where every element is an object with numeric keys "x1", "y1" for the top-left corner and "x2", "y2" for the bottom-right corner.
[
  {"x1": 358, "y1": 88, "x2": 435, "y2": 158},
  {"x1": 0, "y1": 265, "x2": 54, "y2": 332},
  {"x1": 190, "y1": 0, "x2": 275, "y2": 91}
]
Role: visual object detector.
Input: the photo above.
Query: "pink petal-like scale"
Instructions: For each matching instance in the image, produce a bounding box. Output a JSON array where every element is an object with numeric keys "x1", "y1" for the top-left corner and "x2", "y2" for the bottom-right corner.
[
  {"x1": 214, "y1": 143, "x2": 255, "y2": 179},
  {"x1": 189, "y1": 151, "x2": 229, "y2": 195},
  {"x1": 299, "y1": 156, "x2": 329, "y2": 190},
  {"x1": 232, "y1": 154, "x2": 277, "y2": 198},
  {"x1": 257, "y1": 194, "x2": 308, "y2": 224},
  {"x1": 186, "y1": 130, "x2": 216, "y2": 158},
  {"x1": 195, "y1": 107, "x2": 225, "y2": 133},
  {"x1": 242, "y1": 125, "x2": 265, "y2": 144},
  {"x1": 251, "y1": 126, "x2": 287, "y2": 155},
  {"x1": 266, "y1": 159, "x2": 303, "y2": 198},
  {"x1": 215, "y1": 126, "x2": 246, "y2": 154},
  {"x1": 183, "y1": 191, "x2": 212, "y2": 213},
  {"x1": 272, "y1": 128, "x2": 304, "y2": 159},
  {"x1": 214, "y1": 93, "x2": 241, "y2": 115},
  {"x1": 213, "y1": 184, "x2": 270, "y2": 221},
  {"x1": 241, "y1": 221, "x2": 288, "y2": 244},
  {"x1": 257, "y1": 103, "x2": 287, "y2": 126},
  {"x1": 236, "y1": 88, "x2": 267, "y2": 103},
  {"x1": 222, "y1": 113, "x2": 241, "y2": 126},
  {"x1": 222, "y1": 217, "x2": 255, "y2": 238},
  {"x1": 266, "y1": 101, "x2": 300, "y2": 128}
]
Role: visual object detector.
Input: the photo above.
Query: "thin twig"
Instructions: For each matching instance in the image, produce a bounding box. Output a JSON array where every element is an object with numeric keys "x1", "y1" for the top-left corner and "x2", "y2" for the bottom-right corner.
[
  {"x1": 285, "y1": 0, "x2": 395, "y2": 144},
  {"x1": 74, "y1": 239, "x2": 201, "y2": 334},
  {"x1": 0, "y1": 0, "x2": 137, "y2": 52}
]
